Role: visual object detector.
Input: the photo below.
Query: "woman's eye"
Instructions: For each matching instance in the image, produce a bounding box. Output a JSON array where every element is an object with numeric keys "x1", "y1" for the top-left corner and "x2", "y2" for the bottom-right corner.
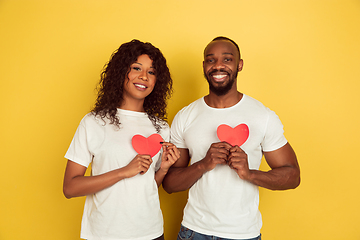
[
  {"x1": 132, "y1": 67, "x2": 141, "y2": 71},
  {"x1": 148, "y1": 71, "x2": 155, "y2": 75}
]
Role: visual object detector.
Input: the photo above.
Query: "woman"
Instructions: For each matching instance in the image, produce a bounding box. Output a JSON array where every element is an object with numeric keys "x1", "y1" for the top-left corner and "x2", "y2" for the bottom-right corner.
[{"x1": 63, "y1": 39, "x2": 180, "y2": 240}]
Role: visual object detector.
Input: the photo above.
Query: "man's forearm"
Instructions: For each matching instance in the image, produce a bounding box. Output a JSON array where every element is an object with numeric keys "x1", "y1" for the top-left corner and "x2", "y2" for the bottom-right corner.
[
  {"x1": 247, "y1": 166, "x2": 300, "y2": 190},
  {"x1": 162, "y1": 161, "x2": 207, "y2": 193}
]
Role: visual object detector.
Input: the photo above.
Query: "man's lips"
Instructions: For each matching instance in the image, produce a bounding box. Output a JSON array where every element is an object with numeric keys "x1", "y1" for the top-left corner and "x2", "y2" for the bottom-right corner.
[
  {"x1": 212, "y1": 74, "x2": 228, "y2": 82},
  {"x1": 210, "y1": 72, "x2": 229, "y2": 82}
]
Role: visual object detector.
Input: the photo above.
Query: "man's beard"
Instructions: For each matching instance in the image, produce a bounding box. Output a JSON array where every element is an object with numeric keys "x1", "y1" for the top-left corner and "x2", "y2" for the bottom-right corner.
[{"x1": 205, "y1": 69, "x2": 238, "y2": 96}]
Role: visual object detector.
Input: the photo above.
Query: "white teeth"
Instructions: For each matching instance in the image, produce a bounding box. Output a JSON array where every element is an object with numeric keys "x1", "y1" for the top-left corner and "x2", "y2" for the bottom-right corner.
[
  {"x1": 213, "y1": 74, "x2": 227, "y2": 79},
  {"x1": 134, "y1": 83, "x2": 146, "y2": 89}
]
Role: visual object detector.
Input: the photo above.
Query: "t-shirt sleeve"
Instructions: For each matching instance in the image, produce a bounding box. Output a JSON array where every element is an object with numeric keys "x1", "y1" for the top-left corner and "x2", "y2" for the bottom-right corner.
[
  {"x1": 261, "y1": 109, "x2": 288, "y2": 152},
  {"x1": 64, "y1": 116, "x2": 93, "y2": 167},
  {"x1": 170, "y1": 110, "x2": 188, "y2": 149}
]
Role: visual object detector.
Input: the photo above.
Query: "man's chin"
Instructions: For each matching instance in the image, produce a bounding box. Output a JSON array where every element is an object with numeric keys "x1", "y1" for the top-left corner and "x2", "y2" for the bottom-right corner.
[
  {"x1": 205, "y1": 74, "x2": 236, "y2": 96},
  {"x1": 211, "y1": 81, "x2": 227, "y2": 88},
  {"x1": 209, "y1": 84, "x2": 232, "y2": 96}
]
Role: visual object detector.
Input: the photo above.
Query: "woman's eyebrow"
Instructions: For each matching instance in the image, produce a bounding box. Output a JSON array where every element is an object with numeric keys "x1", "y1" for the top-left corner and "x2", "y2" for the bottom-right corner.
[{"x1": 132, "y1": 62, "x2": 154, "y2": 69}]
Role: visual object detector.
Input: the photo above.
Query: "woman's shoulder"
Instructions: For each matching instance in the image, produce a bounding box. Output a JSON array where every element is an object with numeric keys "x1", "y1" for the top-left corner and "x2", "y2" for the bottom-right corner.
[{"x1": 79, "y1": 112, "x2": 109, "y2": 128}]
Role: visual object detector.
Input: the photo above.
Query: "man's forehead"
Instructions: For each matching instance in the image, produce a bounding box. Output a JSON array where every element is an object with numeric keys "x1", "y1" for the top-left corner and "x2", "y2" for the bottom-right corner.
[{"x1": 204, "y1": 40, "x2": 239, "y2": 57}]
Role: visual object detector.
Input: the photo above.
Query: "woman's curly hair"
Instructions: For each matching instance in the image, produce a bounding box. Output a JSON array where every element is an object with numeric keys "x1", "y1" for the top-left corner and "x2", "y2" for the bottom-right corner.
[{"x1": 91, "y1": 39, "x2": 173, "y2": 132}]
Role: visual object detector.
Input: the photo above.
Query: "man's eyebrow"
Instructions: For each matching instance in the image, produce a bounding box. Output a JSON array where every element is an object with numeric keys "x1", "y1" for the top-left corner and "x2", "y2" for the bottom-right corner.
[{"x1": 205, "y1": 52, "x2": 234, "y2": 57}]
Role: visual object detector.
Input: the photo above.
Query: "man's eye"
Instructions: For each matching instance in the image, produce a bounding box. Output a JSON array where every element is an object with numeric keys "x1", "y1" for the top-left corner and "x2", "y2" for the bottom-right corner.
[
  {"x1": 224, "y1": 58, "x2": 232, "y2": 62},
  {"x1": 207, "y1": 59, "x2": 214, "y2": 63}
]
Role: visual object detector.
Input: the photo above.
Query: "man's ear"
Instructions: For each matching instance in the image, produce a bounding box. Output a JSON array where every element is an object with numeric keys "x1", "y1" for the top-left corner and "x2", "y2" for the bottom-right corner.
[{"x1": 238, "y1": 59, "x2": 244, "y2": 72}]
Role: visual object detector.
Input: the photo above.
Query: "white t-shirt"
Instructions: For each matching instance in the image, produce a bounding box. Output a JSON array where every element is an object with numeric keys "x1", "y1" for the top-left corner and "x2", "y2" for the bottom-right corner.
[
  {"x1": 65, "y1": 109, "x2": 169, "y2": 240},
  {"x1": 170, "y1": 94, "x2": 287, "y2": 239}
]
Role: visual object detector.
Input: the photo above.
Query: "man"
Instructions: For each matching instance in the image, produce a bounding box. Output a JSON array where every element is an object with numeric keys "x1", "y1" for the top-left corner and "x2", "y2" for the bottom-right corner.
[{"x1": 162, "y1": 36, "x2": 300, "y2": 240}]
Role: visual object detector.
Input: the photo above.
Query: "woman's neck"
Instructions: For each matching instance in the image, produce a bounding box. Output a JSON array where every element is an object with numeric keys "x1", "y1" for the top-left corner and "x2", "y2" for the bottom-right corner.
[{"x1": 118, "y1": 100, "x2": 145, "y2": 112}]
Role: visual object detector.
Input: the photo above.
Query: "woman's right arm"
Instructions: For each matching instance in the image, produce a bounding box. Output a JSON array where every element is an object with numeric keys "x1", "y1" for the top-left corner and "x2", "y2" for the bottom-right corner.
[{"x1": 63, "y1": 155, "x2": 153, "y2": 199}]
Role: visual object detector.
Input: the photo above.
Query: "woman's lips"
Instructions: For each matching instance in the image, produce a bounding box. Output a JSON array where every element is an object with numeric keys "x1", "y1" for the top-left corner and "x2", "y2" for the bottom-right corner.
[{"x1": 134, "y1": 83, "x2": 147, "y2": 90}]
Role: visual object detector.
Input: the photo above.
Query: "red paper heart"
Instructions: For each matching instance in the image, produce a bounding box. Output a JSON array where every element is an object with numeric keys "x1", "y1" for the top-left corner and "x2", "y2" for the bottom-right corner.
[
  {"x1": 131, "y1": 134, "x2": 163, "y2": 157},
  {"x1": 217, "y1": 124, "x2": 249, "y2": 147}
]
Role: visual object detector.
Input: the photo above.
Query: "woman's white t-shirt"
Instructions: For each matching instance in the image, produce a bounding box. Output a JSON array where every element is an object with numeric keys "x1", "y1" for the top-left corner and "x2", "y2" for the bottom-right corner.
[{"x1": 65, "y1": 109, "x2": 169, "y2": 240}]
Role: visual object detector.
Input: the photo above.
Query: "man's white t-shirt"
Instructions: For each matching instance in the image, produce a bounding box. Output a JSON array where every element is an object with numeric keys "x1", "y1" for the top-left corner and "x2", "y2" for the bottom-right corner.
[
  {"x1": 170, "y1": 94, "x2": 287, "y2": 239},
  {"x1": 65, "y1": 109, "x2": 169, "y2": 240}
]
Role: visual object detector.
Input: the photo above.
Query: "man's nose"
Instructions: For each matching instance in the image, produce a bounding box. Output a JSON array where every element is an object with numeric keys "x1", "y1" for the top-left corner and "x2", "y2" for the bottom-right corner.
[{"x1": 214, "y1": 61, "x2": 225, "y2": 70}]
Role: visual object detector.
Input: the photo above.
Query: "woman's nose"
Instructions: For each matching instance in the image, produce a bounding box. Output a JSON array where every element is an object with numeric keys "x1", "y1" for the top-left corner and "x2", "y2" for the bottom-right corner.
[{"x1": 139, "y1": 71, "x2": 148, "y2": 81}]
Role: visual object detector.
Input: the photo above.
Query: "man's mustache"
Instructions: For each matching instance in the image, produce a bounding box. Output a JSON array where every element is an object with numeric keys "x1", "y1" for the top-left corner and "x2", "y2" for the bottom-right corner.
[{"x1": 209, "y1": 69, "x2": 230, "y2": 75}]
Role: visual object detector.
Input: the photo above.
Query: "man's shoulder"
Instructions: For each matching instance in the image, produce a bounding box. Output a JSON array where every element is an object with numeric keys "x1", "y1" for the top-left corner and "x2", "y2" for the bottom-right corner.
[
  {"x1": 243, "y1": 94, "x2": 264, "y2": 106},
  {"x1": 242, "y1": 94, "x2": 271, "y2": 112},
  {"x1": 176, "y1": 97, "x2": 204, "y2": 115},
  {"x1": 171, "y1": 97, "x2": 206, "y2": 127}
]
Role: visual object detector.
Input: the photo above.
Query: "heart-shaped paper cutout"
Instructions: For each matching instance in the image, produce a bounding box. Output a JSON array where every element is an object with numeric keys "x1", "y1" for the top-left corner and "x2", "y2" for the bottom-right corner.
[
  {"x1": 217, "y1": 124, "x2": 249, "y2": 146},
  {"x1": 131, "y1": 134, "x2": 163, "y2": 157}
]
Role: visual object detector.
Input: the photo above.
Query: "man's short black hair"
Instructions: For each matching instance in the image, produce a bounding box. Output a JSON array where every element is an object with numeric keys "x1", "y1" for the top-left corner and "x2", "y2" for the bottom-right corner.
[{"x1": 212, "y1": 36, "x2": 241, "y2": 59}]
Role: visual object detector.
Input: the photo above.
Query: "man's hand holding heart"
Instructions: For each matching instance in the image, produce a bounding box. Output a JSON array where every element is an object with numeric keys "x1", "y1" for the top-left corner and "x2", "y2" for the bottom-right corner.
[
  {"x1": 215, "y1": 123, "x2": 251, "y2": 180},
  {"x1": 199, "y1": 142, "x2": 232, "y2": 172},
  {"x1": 227, "y1": 146, "x2": 251, "y2": 180}
]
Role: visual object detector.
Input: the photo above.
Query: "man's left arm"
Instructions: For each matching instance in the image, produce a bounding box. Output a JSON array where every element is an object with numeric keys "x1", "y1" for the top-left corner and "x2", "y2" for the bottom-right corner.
[{"x1": 228, "y1": 142, "x2": 300, "y2": 190}]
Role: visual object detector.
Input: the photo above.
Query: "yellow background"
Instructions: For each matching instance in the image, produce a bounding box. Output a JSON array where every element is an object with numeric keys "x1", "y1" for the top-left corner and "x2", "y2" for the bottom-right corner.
[{"x1": 1, "y1": 0, "x2": 359, "y2": 239}]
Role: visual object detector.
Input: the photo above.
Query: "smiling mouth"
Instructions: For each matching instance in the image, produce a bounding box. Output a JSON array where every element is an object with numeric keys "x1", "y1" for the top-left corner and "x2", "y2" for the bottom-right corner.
[
  {"x1": 134, "y1": 83, "x2": 147, "y2": 90},
  {"x1": 211, "y1": 74, "x2": 228, "y2": 82}
]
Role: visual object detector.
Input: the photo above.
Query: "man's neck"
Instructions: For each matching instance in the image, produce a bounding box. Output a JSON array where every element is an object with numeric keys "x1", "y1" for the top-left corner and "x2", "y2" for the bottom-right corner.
[{"x1": 204, "y1": 90, "x2": 243, "y2": 108}]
